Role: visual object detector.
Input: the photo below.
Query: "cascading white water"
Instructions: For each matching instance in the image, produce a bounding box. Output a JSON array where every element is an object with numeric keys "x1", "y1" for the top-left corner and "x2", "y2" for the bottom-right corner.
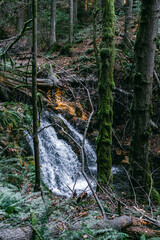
[
  {"x1": 57, "y1": 114, "x2": 97, "y2": 176},
  {"x1": 27, "y1": 112, "x2": 97, "y2": 197}
]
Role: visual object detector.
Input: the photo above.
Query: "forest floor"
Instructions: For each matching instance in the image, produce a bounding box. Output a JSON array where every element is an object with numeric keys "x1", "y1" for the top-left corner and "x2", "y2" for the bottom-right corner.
[{"x1": 0, "y1": 13, "x2": 160, "y2": 240}]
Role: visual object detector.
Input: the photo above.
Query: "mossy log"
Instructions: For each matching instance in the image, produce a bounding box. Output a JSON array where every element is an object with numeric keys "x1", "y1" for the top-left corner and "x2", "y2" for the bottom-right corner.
[
  {"x1": 0, "y1": 72, "x2": 56, "y2": 88},
  {"x1": 70, "y1": 215, "x2": 132, "y2": 231},
  {"x1": 47, "y1": 215, "x2": 132, "y2": 238},
  {"x1": 0, "y1": 226, "x2": 33, "y2": 240}
]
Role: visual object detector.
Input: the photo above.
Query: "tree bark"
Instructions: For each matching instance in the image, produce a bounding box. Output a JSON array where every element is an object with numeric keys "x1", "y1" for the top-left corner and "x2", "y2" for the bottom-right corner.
[
  {"x1": 114, "y1": 0, "x2": 124, "y2": 11},
  {"x1": 32, "y1": 0, "x2": 41, "y2": 191},
  {"x1": 130, "y1": 0, "x2": 160, "y2": 199},
  {"x1": 93, "y1": 0, "x2": 100, "y2": 78},
  {"x1": 17, "y1": 1, "x2": 25, "y2": 33},
  {"x1": 124, "y1": 0, "x2": 133, "y2": 47},
  {"x1": 50, "y1": 0, "x2": 56, "y2": 45},
  {"x1": 96, "y1": 0, "x2": 115, "y2": 185},
  {"x1": 68, "y1": 215, "x2": 132, "y2": 232},
  {"x1": 73, "y1": 0, "x2": 78, "y2": 23},
  {"x1": 69, "y1": 0, "x2": 73, "y2": 44}
]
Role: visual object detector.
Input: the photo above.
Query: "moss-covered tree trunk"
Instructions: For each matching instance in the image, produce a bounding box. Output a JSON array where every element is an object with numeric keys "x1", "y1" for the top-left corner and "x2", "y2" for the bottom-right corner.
[
  {"x1": 96, "y1": 0, "x2": 115, "y2": 185},
  {"x1": 130, "y1": 0, "x2": 160, "y2": 199},
  {"x1": 32, "y1": 0, "x2": 41, "y2": 191}
]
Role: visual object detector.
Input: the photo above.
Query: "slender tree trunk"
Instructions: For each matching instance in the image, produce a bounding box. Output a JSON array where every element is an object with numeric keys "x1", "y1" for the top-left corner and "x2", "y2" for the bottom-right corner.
[
  {"x1": 17, "y1": 1, "x2": 25, "y2": 33},
  {"x1": 73, "y1": 0, "x2": 78, "y2": 23},
  {"x1": 69, "y1": 0, "x2": 73, "y2": 44},
  {"x1": 124, "y1": 0, "x2": 133, "y2": 47},
  {"x1": 50, "y1": 0, "x2": 56, "y2": 45},
  {"x1": 32, "y1": 0, "x2": 41, "y2": 191},
  {"x1": 93, "y1": 0, "x2": 100, "y2": 78},
  {"x1": 130, "y1": 0, "x2": 160, "y2": 200},
  {"x1": 96, "y1": 0, "x2": 115, "y2": 186},
  {"x1": 26, "y1": 0, "x2": 32, "y2": 48},
  {"x1": 114, "y1": 0, "x2": 124, "y2": 11}
]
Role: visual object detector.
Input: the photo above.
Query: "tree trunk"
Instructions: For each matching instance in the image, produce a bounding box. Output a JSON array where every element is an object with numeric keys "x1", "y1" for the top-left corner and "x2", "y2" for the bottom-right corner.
[
  {"x1": 96, "y1": 0, "x2": 115, "y2": 185},
  {"x1": 69, "y1": 0, "x2": 73, "y2": 44},
  {"x1": 17, "y1": 1, "x2": 25, "y2": 33},
  {"x1": 26, "y1": 0, "x2": 32, "y2": 48},
  {"x1": 73, "y1": 0, "x2": 78, "y2": 23},
  {"x1": 124, "y1": 0, "x2": 133, "y2": 47},
  {"x1": 32, "y1": 0, "x2": 41, "y2": 191},
  {"x1": 93, "y1": 0, "x2": 100, "y2": 78},
  {"x1": 50, "y1": 0, "x2": 56, "y2": 46},
  {"x1": 130, "y1": 0, "x2": 160, "y2": 200},
  {"x1": 114, "y1": 0, "x2": 124, "y2": 11}
]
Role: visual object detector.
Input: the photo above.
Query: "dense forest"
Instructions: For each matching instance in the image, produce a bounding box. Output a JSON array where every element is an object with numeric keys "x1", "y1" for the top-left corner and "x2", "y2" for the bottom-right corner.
[{"x1": 0, "y1": 0, "x2": 160, "y2": 239}]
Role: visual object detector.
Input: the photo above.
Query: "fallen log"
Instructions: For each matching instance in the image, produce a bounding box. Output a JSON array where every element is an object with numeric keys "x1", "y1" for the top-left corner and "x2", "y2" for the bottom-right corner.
[
  {"x1": 0, "y1": 73, "x2": 56, "y2": 88},
  {"x1": 70, "y1": 215, "x2": 132, "y2": 231},
  {"x1": 47, "y1": 215, "x2": 132, "y2": 238},
  {"x1": 0, "y1": 226, "x2": 33, "y2": 240}
]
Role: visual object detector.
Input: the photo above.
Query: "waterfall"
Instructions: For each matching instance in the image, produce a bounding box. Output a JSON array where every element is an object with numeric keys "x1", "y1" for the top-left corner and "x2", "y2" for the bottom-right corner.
[{"x1": 26, "y1": 112, "x2": 97, "y2": 197}]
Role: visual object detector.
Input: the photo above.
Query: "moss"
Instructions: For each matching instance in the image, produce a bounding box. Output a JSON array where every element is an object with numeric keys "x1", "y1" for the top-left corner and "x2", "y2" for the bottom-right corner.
[
  {"x1": 110, "y1": 81, "x2": 115, "y2": 90},
  {"x1": 150, "y1": 102, "x2": 153, "y2": 115},
  {"x1": 100, "y1": 48, "x2": 112, "y2": 59},
  {"x1": 50, "y1": 42, "x2": 61, "y2": 53},
  {"x1": 96, "y1": 0, "x2": 115, "y2": 187},
  {"x1": 59, "y1": 43, "x2": 72, "y2": 56},
  {"x1": 150, "y1": 189, "x2": 160, "y2": 206}
]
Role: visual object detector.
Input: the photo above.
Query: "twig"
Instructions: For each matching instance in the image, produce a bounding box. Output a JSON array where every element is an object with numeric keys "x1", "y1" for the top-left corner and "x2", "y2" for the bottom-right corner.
[
  {"x1": 40, "y1": 185, "x2": 49, "y2": 215},
  {"x1": 112, "y1": 128, "x2": 125, "y2": 150},
  {"x1": 56, "y1": 123, "x2": 81, "y2": 148},
  {"x1": 122, "y1": 119, "x2": 130, "y2": 141},
  {"x1": 122, "y1": 167, "x2": 138, "y2": 208},
  {"x1": 72, "y1": 173, "x2": 79, "y2": 197},
  {"x1": 154, "y1": 70, "x2": 160, "y2": 89},
  {"x1": 114, "y1": 87, "x2": 132, "y2": 96}
]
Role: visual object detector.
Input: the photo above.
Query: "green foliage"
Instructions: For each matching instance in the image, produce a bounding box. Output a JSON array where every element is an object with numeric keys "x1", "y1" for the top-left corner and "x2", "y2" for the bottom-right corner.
[
  {"x1": 49, "y1": 42, "x2": 61, "y2": 53},
  {"x1": 59, "y1": 226, "x2": 129, "y2": 240},
  {"x1": 0, "y1": 186, "x2": 30, "y2": 218},
  {"x1": 73, "y1": 63, "x2": 96, "y2": 76},
  {"x1": 133, "y1": 0, "x2": 141, "y2": 15},
  {"x1": 85, "y1": 48, "x2": 94, "y2": 54},
  {"x1": 0, "y1": 102, "x2": 31, "y2": 131},
  {"x1": 56, "y1": 10, "x2": 69, "y2": 40},
  {"x1": 59, "y1": 43, "x2": 72, "y2": 56}
]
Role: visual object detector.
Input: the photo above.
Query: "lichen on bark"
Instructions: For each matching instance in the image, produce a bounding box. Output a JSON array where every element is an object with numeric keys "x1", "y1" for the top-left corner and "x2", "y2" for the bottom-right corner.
[{"x1": 96, "y1": 0, "x2": 115, "y2": 186}]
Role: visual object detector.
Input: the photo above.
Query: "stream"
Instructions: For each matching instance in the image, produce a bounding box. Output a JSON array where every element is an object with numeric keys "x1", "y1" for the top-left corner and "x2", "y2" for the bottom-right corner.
[{"x1": 27, "y1": 111, "x2": 129, "y2": 197}]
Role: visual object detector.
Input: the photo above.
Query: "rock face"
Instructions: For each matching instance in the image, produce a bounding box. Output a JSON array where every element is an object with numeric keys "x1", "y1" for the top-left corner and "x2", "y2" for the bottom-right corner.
[{"x1": 0, "y1": 226, "x2": 32, "y2": 240}]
